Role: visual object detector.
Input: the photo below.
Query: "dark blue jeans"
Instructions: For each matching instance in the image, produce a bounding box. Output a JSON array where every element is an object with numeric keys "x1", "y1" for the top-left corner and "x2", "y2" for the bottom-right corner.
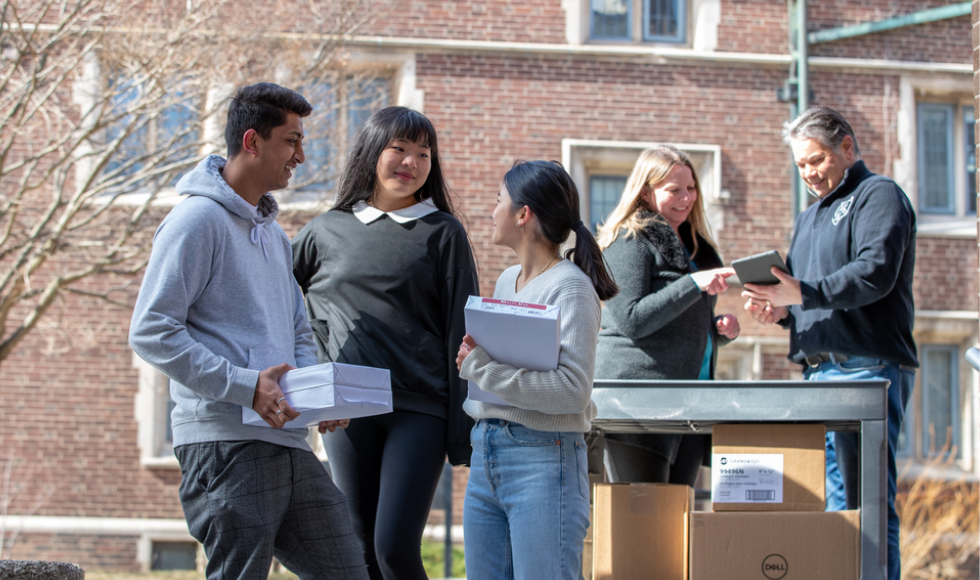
[{"x1": 806, "y1": 356, "x2": 915, "y2": 580}]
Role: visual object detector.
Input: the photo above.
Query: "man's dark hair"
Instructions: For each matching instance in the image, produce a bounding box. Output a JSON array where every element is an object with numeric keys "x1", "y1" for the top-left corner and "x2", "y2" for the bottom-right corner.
[{"x1": 225, "y1": 82, "x2": 313, "y2": 158}]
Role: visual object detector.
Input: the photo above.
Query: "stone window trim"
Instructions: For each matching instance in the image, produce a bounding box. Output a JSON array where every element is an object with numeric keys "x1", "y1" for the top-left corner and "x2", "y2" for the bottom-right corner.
[
  {"x1": 561, "y1": 138, "x2": 728, "y2": 238},
  {"x1": 561, "y1": 0, "x2": 720, "y2": 51},
  {"x1": 905, "y1": 310, "x2": 979, "y2": 475},
  {"x1": 895, "y1": 74, "x2": 975, "y2": 238}
]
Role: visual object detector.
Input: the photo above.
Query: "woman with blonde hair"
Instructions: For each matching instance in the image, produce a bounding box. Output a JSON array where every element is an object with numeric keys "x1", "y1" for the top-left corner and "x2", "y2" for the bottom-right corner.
[{"x1": 595, "y1": 144, "x2": 740, "y2": 486}]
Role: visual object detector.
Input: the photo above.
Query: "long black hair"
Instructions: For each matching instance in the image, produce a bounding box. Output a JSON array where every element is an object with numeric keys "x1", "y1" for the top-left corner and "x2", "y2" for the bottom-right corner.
[
  {"x1": 503, "y1": 160, "x2": 619, "y2": 301},
  {"x1": 332, "y1": 106, "x2": 455, "y2": 216}
]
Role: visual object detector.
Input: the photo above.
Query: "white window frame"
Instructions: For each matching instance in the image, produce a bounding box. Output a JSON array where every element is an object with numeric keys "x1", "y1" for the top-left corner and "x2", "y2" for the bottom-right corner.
[
  {"x1": 562, "y1": 138, "x2": 728, "y2": 237},
  {"x1": 133, "y1": 353, "x2": 179, "y2": 469},
  {"x1": 895, "y1": 75, "x2": 975, "y2": 237}
]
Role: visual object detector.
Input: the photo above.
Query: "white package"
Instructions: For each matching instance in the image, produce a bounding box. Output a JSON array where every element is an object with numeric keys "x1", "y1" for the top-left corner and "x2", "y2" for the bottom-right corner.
[
  {"x1": 243, "y1": 362, "x2": 392, "y2": 428},
  {"x1": 463, "y1": 296, "x2": 560, "y2": 407}
]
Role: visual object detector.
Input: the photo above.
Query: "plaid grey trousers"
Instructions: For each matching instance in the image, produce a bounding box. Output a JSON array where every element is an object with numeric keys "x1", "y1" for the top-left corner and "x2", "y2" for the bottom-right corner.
[{"x1": 176, "y1": 440, "x2": 369, "y2": 580}]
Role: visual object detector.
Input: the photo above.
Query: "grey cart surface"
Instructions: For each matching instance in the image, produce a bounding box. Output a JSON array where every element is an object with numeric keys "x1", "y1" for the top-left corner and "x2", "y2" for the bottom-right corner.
[{"x1": 590, "y1": 378, "x2": 889, "y2": 580}]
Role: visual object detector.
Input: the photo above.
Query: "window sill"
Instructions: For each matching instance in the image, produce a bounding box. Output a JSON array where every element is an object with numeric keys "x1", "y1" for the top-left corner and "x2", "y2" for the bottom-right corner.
[
  {"x1": 896, "y1": 458, "x2": 978, "y2": 481},
  {"x1": 915, "y1": 217, "x2": 976, "y2": 238},
  {"x1": 142, "y1": 455, "x2": 180, "y2": 470}
]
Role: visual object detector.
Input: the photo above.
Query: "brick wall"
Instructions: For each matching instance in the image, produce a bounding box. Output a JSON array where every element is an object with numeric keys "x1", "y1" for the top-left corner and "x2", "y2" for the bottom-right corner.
[
  {"x1": 363, "y1": 0, "x2": 566, "y2": 43},
  {"x1": 3, "y1": 534, "x2": 139, "y2": 572},
  {"x1": 914, "y1": 236, "x2": 980, "y2": 312}
]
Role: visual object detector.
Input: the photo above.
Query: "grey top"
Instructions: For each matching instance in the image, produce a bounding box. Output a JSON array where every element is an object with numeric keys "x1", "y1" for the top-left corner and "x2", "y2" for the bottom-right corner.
[
  {"x1": 595, "y1": 218, "x2": 731, "y2": 460},
  {"x1": 461, "y1": 260, "x2": 602, "y2": 433},
  {"x1": 129, "y1": 155, "x2": 317, "y2": 450}
]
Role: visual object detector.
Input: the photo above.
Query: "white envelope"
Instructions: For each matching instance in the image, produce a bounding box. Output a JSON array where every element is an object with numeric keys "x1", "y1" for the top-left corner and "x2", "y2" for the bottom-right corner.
[
  {"x1": 463, "y1": 296, "x2": 561, "y2": 407},
  {"x1": 243, "y1": 362, "x2": 393, "y2": 428}
]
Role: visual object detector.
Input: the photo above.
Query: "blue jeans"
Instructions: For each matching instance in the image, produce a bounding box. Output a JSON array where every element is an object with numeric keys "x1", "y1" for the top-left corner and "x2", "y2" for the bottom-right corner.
[
  {"x1": 806, "y1": 356, "x2": 914, "y2": 580},
  {"x1": 463, "y1": 419, "x2": 590, "y2": 580},
  {"x1": 825, "y1": 432, "x2": 847, "y2": 510}
]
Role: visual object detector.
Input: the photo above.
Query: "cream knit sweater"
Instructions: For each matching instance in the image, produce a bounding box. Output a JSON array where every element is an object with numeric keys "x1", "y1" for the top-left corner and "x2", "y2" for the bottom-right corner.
[{"x1": 460, "y1": 259, "x2": 601, "y2": 433}]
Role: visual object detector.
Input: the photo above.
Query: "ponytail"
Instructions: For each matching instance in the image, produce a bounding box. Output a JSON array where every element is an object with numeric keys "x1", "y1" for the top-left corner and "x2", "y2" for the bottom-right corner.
[
  {"x1": 567, "y1": 220, "x2": 619, "y2": 301},
  {"x1": 503, "y1": 160, "x2": 619, "y2": 301}
]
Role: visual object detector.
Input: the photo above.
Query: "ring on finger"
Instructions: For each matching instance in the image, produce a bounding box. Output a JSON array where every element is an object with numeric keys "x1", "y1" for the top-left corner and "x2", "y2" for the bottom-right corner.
[
  {"x1": 275, "y1": 409, "x2": 283, "y2": 417},
  {"x1": 276, "y1": 397, "x2": 286, "y2": 405}
]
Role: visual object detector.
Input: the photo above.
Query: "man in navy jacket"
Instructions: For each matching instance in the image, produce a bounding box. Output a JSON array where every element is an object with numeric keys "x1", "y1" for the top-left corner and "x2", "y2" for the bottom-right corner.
[{"x1": 743, "y1": 106, "x2": 916, "y2": 580}]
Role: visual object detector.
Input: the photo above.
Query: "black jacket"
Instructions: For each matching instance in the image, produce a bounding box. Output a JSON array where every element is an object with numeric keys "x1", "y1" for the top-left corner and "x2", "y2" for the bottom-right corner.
[
  {"x1": 781, "y1": 160, "x2": 918, "y2": 368},
  {"x1": 292, "y1": 208, "x2": 479, "y2": 465},
  {"x1": 596, "y1": 217, "x2": 731, "y2": 462}
]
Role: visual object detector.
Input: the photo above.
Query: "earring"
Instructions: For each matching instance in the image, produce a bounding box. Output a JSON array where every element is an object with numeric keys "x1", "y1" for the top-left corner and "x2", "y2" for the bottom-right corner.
[{"x1": 517, "y1": 221, "x2": 523, "y2": 229}]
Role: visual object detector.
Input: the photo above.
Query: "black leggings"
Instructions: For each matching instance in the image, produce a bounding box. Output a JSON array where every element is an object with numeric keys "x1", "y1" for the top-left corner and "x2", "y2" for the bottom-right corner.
[{"x1": 322, "y1": 410, "x2": 447, "y2": 580}]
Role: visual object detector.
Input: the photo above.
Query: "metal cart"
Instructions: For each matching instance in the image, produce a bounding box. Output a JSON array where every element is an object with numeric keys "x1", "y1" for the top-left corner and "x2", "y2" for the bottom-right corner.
[{"x1": 589, "y1": 378, "x2": 889, "y2": 580}]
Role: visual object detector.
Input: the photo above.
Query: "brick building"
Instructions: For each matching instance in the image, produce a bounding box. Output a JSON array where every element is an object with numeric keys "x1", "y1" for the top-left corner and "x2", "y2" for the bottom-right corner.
[{"x1": 0, "y1": 0, "x2": 976, "y2": 571}]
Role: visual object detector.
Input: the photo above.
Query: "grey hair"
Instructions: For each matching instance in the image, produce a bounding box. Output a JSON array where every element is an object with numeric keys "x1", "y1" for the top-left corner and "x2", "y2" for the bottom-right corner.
[{"x1": 781, "y1": 106, "x2": 861, "y2": 156}]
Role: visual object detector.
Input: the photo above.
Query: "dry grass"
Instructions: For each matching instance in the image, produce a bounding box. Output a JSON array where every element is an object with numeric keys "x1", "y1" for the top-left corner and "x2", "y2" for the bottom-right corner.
[{"x1": 898, "y1": 451, "x2": 980, "y2": 580}]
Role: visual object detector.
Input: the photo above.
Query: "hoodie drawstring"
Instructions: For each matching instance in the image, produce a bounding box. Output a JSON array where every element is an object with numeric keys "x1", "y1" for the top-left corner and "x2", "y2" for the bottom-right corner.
[{"x1": 250, "y1": 221, "x2": 270, "y2": 261}]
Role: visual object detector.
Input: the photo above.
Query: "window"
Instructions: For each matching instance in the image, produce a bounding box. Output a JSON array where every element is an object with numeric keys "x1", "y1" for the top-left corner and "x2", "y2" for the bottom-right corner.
[
  {"x1": 288, "y1": 76, "x2": 390, "y2": 195},
  {"x1": 134, "y1": 354, "x2": 179, "y2": 468},
  {"x1": 914, "y1": 101, "x2": 975, "y2": 218},
  {"x1": 919, "y1": 345, "x2": 960, "y2": 458},
  {"x1": 591, "y1": 0, "x2": 631, "y2": 39},
  {"x1": 965, "y1": 107, "x2": 976, "y2": 214},
  {"x1": 102, "y1": 75, "x2": 202, "y2": 190},
  {"x1": 590, "y1": 0, "x2": 686, "y2": 43},
  {"x1": 917, "y1": 103, "x2": 955, "y2": 214},
  {"x1": 151, "y1": 542, "x2": 198, "y2": 571},
  {"x1": 644, "y1": 0, "x2": 685, "y2": 42},
  {"x1": 589, "y1": 175, "x2": 628, "y2": 232}
]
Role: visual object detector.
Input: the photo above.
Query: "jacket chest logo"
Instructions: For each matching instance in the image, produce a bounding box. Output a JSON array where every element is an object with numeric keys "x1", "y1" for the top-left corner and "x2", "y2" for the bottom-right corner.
[{"x1": 832, "y1": 196, "x2": 854, "y2": 226}]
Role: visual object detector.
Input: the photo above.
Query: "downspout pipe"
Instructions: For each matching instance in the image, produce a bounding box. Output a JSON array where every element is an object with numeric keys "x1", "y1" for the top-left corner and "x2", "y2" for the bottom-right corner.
[
  {"x1": 796, "y1": 0, "x2": 809, "y2": 215},
  {"x1": 808, "y1": 2, "x2": 971, "y2": 44}
]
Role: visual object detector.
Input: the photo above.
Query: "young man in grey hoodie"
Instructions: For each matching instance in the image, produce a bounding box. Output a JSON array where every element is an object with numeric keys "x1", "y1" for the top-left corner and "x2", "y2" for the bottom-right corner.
[{"x1": 130, "y1": 83, "x2": 368, "y2": 580}]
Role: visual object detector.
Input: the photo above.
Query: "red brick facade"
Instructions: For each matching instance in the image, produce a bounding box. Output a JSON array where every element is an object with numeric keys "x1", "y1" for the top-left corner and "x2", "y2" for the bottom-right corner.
[{"x1": 0, "y1": 0, "x2": 975, "y2": 571}]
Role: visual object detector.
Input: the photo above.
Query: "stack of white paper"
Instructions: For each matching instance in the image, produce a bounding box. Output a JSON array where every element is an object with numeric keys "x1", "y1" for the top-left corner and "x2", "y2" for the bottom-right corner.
[
  {"x1": 243, "y1": 362, "x2": 392, "y2": 428},
  {"x1": 463, "y1": 296, "x2": 561, "y2": 407}
]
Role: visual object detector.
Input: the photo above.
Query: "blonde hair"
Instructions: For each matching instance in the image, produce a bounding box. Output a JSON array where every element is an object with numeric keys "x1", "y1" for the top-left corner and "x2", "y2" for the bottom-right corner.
[{"x1": 595, "y1": 145, "x2": 717, "y2": 258}]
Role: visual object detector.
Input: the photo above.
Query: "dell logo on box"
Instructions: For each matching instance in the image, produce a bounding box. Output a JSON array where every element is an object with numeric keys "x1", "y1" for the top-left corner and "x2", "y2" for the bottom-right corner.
[{"x1": 762, "y1": 554, "x2": 788, "y2": 580}]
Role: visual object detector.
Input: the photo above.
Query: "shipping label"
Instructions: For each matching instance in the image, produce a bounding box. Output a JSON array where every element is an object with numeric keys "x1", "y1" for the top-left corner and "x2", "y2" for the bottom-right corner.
[{"x1": 711, "y1": 453, "x2": 784, "y2": 503}]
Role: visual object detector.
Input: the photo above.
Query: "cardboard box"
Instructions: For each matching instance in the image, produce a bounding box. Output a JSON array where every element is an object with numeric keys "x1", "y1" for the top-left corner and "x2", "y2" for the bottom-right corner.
[
  {"x1": 689, "y1": 510, "x2": 860, "y2": 580},
  {"x1": 711, "y1": 423, "x2": 825, "y2": 512},
  {"x1": 242, "y1": 362, "x2": 392, "y2": 428},
  {"x1": 591, "y1": 483, "x2": 693, "y2": 580},
  {"x1": 463, "y1": 296, "x2": 560, "y2": 406},
  {"x1": 582, "y1": 473, "x2": 604, "y2": 580}
]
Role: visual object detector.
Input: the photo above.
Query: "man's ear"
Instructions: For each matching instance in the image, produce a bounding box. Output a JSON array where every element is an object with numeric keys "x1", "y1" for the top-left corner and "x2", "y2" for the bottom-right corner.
[
  {"x1": 242, "y1": 129, "x2": 258, "y2": 157},
  {"x1": 840, "y1": 135, "x2": 855, "y2": 161}
]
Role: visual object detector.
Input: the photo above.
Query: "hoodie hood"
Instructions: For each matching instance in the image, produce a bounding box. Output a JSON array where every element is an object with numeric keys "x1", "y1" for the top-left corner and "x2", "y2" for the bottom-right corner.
[{"x1": 176, "y1": 155, "x2": 280, "y2": 260}]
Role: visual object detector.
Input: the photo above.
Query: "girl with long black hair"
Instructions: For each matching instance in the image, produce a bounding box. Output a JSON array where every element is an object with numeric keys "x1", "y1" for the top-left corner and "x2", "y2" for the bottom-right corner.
[
  {"x1": 455, "y1": 160, "x2": 617, "y2": 580},
  {"x1": 292, "y1": 107, "x2": 478, "y2": 580}
]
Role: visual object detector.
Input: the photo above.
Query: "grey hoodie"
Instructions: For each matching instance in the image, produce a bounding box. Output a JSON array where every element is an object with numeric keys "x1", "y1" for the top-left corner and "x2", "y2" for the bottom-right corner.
[{"x1": 129, "y1": 155, "x2": 317, "y2": 450}]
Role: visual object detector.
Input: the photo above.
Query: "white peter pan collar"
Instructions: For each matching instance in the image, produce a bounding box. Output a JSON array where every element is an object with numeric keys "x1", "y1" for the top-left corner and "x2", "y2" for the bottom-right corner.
[{"x1": 352, "y1": 198, "x2": 439, "y2": 224}]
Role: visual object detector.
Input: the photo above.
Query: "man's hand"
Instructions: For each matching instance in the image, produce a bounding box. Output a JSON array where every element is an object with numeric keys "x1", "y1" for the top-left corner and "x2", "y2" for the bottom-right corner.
[
  {"x1": 742, "y1": 267, "x2": 802, "y2": 307},
  {"x1": 742, "y1": 297, "x2": 789, "y2": 326},
  {"x1": 318, "y1": 419, "x2": 350, "y2": 434},
  {"x1": 715, "y1": 314, "x2": 740, "y2": 339},
  {"x1": 690, "y1": 267, "x2": 735, "y2": 296},
  {"x1": 252, "y1": 363, "x2": 300, "y2": 428},
  {"x1": 456, "y1": 334, "x2": 478, "y2": 371}
]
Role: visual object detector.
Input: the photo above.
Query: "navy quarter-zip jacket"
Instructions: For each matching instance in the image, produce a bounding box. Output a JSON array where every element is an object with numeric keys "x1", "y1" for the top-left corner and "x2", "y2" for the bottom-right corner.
[{"x1": 780, "y1": 160, "x2": 918, "y2": 368}]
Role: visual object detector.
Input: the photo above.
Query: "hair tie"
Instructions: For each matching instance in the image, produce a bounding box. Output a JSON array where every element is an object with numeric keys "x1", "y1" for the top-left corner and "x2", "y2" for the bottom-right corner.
[{"x1": 573, "y1": 220, "x2": 584, "y2": 230}]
